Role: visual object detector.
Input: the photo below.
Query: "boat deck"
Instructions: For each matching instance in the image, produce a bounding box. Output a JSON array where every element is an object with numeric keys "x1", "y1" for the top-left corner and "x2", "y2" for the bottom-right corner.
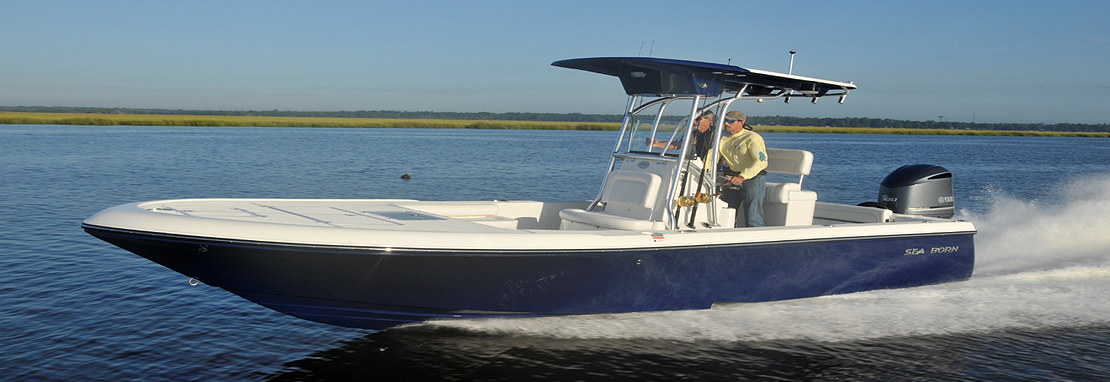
[{"x1": 84, "y1": 198, "x2": 974, "y2": 252}]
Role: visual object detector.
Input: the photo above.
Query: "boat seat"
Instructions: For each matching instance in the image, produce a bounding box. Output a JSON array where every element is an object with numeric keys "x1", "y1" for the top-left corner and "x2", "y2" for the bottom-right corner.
[
  {"x1": 597, "y1": 170, "x2": 662, "y2": 220},
  {"x1": 753, "y1": 149, "x2": 818, "y2": 227},
  {"x1": 559, "y1": 169, "x2": 665, "y2": 230},
  {"x1": 765, "y1": 148, "x2": 813, "y2": 177},
  {"x1": 762, "y1": 182, "x2": 817, "y2": 226},
  {"x1": 558, "y1": 208, "x2": 663, "y2": 230},
  {"x1": 813, "y1": 202, "x2": 893, "y2": 224}
]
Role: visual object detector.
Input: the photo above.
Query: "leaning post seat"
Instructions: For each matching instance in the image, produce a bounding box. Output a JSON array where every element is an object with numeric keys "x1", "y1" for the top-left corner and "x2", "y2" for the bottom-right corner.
[
  {"x1": 762, "y1": 182, "x2": 817, "y2": 226},
  {"x1": 759, "y1": 149, "x2": 817, "y2": 226}
]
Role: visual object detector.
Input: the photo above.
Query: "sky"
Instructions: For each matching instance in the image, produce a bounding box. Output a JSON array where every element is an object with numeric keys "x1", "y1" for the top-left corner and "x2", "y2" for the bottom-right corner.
[{"x1": 2, "y1": 1, "x2": 1108, "y2": 124}]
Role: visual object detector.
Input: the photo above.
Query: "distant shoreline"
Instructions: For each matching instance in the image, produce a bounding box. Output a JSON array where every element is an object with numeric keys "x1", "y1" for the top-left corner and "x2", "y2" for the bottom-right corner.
[{"x1": 2, "y1": 112, "x2": 1106, "y2": 138}]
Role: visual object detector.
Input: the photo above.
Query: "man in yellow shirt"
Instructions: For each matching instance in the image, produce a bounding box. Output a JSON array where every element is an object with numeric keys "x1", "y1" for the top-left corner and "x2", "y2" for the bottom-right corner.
[{"x1": 718, "y1": 111, "x2": 768, "y2": 227}]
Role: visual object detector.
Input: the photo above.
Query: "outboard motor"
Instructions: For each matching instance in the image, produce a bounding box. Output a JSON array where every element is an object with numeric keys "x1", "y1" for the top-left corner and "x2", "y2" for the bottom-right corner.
[{"x1": 877, "y1": 164, "x2": 954, "y2": 218}]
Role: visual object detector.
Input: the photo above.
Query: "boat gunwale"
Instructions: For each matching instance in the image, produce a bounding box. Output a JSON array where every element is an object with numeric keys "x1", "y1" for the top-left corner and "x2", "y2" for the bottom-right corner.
[{"x1": 82, "y1": 222, "x2": 977, "y2": 256}]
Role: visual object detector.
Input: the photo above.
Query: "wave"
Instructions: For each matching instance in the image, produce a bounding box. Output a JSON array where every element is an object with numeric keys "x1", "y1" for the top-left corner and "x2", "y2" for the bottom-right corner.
[
  {"x1": 965, "y1": 175, "x2": 1110, "y2": 277},
  {"x1": 427, "y1": 175, "x2": 1110, "y2": 342}
]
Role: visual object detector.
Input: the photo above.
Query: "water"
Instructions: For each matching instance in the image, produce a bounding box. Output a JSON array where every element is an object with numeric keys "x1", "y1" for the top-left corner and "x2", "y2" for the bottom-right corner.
[{"x1": 2, "y1": 125, "x2": 1109, "y2": 380}]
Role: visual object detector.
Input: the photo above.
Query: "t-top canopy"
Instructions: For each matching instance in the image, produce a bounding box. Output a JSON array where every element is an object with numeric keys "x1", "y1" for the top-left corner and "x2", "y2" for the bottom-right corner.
[{"x1": 553, "y1": 57, "x2": 856, "y2": 99}]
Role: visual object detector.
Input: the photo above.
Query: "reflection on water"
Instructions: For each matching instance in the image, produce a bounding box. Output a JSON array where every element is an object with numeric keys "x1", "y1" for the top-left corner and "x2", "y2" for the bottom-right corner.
[{"x1": 269, "y1": 324, "x2": 1110, "y2": 381}]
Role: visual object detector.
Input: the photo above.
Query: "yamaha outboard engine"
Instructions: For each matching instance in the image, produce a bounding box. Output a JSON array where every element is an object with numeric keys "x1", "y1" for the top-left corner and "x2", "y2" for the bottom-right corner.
[{"x1": 877, "y1": 164, "x2": 954, "y2": 218}]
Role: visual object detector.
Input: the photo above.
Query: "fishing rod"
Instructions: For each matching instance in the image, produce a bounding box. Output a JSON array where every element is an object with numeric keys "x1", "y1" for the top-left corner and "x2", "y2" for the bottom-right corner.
[
  {"x1": 685, "y1": 97, "x2": 728, "y2": 228},
  {"x1": 672, "y1": 114, "x2": 693, "y2": 223}
]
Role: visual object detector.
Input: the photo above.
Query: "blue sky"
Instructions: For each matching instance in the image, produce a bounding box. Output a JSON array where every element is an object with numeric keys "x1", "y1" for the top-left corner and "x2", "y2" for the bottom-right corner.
[{"x1": 2, "y1": 1, "x2": 1108, "y2": 124}]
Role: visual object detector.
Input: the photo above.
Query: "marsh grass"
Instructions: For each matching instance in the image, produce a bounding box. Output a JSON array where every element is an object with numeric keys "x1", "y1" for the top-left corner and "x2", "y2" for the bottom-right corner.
[
  {"x1": 0, "y1": 112, "x2": 616, "y2": 130},
  {"x1": 2, "y1": 112, "x2": 1106, "y2": 137}
]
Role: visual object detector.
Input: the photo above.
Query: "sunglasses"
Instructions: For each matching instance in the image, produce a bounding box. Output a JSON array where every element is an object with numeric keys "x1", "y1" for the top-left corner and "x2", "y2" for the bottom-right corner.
[{"x1": 725, "y1": 119, "x2": 743, "y2": 123}]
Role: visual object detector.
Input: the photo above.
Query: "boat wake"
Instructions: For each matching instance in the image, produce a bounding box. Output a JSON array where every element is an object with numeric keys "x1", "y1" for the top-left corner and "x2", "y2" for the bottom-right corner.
[{"x1": 428, "y1": 175, "x2": 1110, "y2": 342}]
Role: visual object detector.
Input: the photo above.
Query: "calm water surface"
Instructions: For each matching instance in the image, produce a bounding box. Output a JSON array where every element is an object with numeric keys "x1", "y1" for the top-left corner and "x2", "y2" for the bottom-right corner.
[{"x1": 2, "y1": 125, "x2": 1109, "y2": 380}]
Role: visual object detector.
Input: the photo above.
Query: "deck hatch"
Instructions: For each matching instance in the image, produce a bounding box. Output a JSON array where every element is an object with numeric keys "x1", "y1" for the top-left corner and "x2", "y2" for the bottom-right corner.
[{"x1": 369, "y1": 211, "x2": 447, "y2": 221}]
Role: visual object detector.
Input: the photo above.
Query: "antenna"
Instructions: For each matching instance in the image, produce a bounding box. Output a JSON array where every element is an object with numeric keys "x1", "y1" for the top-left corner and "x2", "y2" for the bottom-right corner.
[
  {"x1": 638, "y1": 41, "x2": 645, "y2": 57},
  {"x1": 784, "y1": 50, "x2": 798, "y2": 103},
  {"x1": 648, "y1": 40, "x2": 655, "y2": 57},
  {"x1": 788, "y1": 50, "x2": 796, "y2": 75}
]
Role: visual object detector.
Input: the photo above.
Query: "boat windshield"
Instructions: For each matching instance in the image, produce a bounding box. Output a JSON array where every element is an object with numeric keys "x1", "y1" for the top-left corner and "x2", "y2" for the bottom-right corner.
[{"x1": 622, "y1": 97, "x2": 698, "y2": 157}]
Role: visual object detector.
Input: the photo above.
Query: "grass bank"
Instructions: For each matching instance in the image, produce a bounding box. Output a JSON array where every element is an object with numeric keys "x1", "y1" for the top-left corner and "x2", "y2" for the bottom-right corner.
[
  {"x1": 2, "y1": 112, "x2": 1106, "y2": 137},
  {"x1": 0, "y1": 112, "x2": 616, "y2": 131}
]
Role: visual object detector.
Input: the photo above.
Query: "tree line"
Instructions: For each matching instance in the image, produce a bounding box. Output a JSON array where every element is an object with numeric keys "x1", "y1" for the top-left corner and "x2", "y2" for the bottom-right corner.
[
  {"x1": 748, "y1": 116, "x2": 1110, "y2": 133},
  {"x1": 3, "y1": 106, "x2": 1107, "y2": 133}
]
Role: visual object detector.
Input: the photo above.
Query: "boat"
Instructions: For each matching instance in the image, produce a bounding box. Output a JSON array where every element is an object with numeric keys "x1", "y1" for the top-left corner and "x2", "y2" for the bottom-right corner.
[{"x1": 82, "y1": 57, "x2": 975, "y2": 330}]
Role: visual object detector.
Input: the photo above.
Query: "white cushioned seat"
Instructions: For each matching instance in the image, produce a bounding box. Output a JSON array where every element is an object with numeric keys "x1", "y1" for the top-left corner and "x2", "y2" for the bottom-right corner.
[
  {"x1": 559, "y1": 170, "x2": 665, "y2": 230},
  {"x1": 762, "y1": 182, "x2": 817, "y2": 226},
  {"x1": 558, "y1": 208, "x2": 661, "y2": 230},
  {"x1": 765, "y1": 182, "x2": 802, "y2": 204}
]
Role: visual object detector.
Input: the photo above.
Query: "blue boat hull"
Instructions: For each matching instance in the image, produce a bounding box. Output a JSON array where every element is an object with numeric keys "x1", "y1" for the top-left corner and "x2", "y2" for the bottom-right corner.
[{"x1": 83, "y1": 224, "x2": 974, "y2": 330}]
